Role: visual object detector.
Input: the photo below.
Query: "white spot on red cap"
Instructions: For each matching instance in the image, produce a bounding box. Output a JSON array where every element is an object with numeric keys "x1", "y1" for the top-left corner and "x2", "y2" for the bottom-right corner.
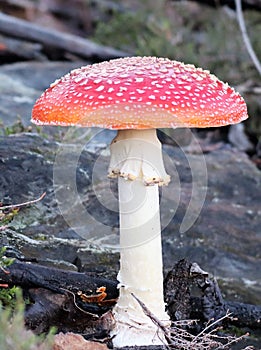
[{"x1": 96, "y1": 85, "x2": 105, "y2": 91}]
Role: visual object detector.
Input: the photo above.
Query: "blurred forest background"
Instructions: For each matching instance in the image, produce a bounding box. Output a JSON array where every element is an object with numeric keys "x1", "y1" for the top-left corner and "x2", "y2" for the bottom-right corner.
[{"x1": 0, "y1": 0, "x2": 260, "y2": 148}]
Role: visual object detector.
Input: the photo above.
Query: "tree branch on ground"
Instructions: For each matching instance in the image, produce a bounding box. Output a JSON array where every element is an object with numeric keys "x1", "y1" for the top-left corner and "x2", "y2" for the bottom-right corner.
[
  {"x1": 0, "y1": 259, "x2": 260, "y2": 335},
  {"x1": 0, "y1": 12, "x2": 128, "y2": 61}
]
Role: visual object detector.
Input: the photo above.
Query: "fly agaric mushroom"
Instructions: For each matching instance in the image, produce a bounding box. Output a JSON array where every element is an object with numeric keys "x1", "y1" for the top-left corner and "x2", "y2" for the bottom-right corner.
[{"x1": 31, "y1": 56, "x2": 248, "y2": 347}]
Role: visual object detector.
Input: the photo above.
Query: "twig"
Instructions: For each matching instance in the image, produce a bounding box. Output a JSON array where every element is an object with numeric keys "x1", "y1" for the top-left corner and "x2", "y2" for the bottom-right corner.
[
  {"x1": 220, "y1": 332, "x2": 249, "y2": 349},
  {"x1": 235, "y1": 0, "x2": 261, "y2": 76},
  {"x1": 191, "y1": 311, "x2": 232, "y2": 343},
  {"x1": 131, "y1": 293, "x2": 172, "y2": 343},
  {"x1": 0, "y1": 192, "x2": 46, "y2": 210},
  {"x1": 60, "y1": 287, "x2": 99, "y2": 319}
]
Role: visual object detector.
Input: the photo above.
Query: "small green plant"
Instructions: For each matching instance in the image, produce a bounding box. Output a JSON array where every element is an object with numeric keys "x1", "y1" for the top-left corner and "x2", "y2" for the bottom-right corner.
[
  {"x1": 0, "y1": 247, "x2": 15, "y2": 270},
  {"x1": 0, "y1": 285, "x2": 18, "y2": 309},
  {"x1": 0, "y1": 290, "x2": 54, "y2": 350},
  {"x1": 0, "y1": 249, "x2": 54, "y2": 349},
  {"x1": 3, "y1": 118, "x2": 33, "y2": 136},
  {"x1": 0, "y1": 207, "x2": 20, "y2": 228},
  {"x1": 0, "y1": 247, "x2": 19, "y2": 308}
]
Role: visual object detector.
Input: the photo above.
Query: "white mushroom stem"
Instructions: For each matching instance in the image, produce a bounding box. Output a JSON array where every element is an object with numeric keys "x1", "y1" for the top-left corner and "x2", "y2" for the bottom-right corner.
[{"x1": 108, "y1": 129, "x2": 170, "y2": 346}]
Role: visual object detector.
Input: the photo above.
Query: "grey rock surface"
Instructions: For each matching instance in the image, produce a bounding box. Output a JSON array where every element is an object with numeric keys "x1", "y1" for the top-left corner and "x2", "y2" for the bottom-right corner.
[{"x1": 0, "y1": 61, "x2": 85, "y2": 127}]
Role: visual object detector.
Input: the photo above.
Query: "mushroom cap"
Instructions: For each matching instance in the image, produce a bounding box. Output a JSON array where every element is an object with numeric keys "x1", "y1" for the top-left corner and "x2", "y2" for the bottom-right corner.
[{"x1": 32, "y1": 56, "x2": 248, "y2": 129}]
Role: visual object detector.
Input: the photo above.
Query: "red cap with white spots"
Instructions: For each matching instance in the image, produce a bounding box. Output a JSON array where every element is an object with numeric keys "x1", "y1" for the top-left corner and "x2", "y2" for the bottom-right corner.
[{"x1": 31, "y1": 56, "x2": 248, "y2": 129}]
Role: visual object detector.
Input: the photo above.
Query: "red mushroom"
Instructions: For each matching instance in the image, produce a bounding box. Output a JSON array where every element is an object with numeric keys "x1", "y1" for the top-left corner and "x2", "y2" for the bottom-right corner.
[{"x1": 31, "y1": 56, "x2": 248, "y2": 346}]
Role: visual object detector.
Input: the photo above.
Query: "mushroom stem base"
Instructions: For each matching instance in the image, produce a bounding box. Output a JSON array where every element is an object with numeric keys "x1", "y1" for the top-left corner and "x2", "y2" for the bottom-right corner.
[{"x1": 111, "y1": 177, "x2": 170, "y2": 346}]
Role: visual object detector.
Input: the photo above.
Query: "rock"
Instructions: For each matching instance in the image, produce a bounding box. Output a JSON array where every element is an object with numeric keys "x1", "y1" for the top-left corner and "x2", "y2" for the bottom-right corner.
[
  {"x1": 0, "y1": 61, "x2": 85, "y2": 128},
  {"x1": 53, "y1": 333, "x2": 108, "y2": 350},
  {"x1": 0, "y1": 132, "x2": 119, "y2": 278},
  {"x1": 162, "y1": 144, "x2": 261, "y2": 303},
  {"x1": 228, "y1": 123, "x2": 253, "y2": 152}
]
